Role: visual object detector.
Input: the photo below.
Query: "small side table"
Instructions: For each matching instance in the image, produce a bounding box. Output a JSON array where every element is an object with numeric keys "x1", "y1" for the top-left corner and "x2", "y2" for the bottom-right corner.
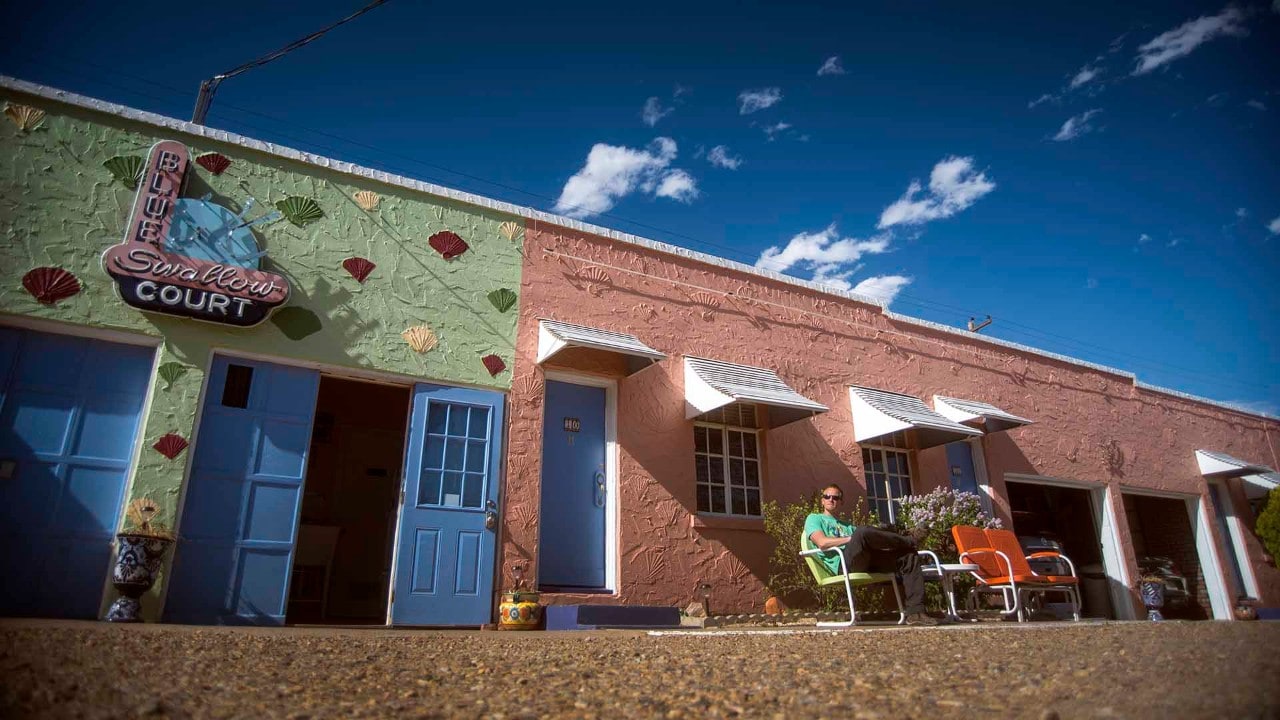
[{"x1": 923, "y1": 562, "x2": 980, "y2": 621}]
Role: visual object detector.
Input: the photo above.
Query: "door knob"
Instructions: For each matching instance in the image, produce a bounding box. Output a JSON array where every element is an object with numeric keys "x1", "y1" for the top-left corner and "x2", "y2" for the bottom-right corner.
[
  {"x1": 484, "y1": 509, "x2": 497, "y2": 530},
  {"x1": 593, "y1": 471, "x2": 606, "y2": 508}
]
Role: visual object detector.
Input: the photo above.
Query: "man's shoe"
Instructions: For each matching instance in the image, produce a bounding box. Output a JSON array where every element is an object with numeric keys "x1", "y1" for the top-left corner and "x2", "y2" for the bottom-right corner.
[{"x1": 904, "y1": 612, "x2": 939, "y2": 626}]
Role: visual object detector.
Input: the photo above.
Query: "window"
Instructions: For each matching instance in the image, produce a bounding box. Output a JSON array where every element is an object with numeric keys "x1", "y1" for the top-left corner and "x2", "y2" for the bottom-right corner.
[
  {"x1": 419, "y1": 401, "x2": 491, "y2": 509},
  {"x1": 694, "y1": 403, "x2": 762, "y2": 517},
  {"x1": 221, "y1": 364, "x2": 253, "y2": 408},
  {"x1": 863, "y1": 446, "x2": 912, "y2": 525}
]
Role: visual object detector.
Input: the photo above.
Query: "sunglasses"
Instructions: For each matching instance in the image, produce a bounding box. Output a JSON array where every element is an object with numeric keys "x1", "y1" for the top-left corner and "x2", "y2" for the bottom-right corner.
[{"x1": 822, "y1": 494, "x2": 843, "y2": 501}]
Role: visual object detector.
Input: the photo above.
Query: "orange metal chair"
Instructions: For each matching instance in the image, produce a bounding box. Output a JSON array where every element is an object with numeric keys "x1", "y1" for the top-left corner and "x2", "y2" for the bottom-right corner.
[{"x1": 951, "y1": 525, "x2": 1081, "y2": 621}]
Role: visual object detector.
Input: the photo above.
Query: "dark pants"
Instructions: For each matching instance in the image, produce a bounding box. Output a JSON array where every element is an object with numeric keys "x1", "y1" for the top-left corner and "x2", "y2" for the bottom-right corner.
[{"x1": 844, "y1": 526, "x2": 926, "y2": 615}]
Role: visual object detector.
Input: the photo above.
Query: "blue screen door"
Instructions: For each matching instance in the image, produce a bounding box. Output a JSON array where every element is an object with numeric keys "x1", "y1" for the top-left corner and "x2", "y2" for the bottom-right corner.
[
  {"x1": 164, "y1": 356, "x2": 319, "y2": 625},
  {"x1": 392, "y1": 383, "x2": 505, "y2": 625},
  {"x1": 538, "y1": 380, "x2": 607, "y2": 589},
  {"x1": 945, "y1": 441, "x2": 980, "y2": 496},
  {"x1": 0, "y1": 327, "x2": 153, "y2": 618}
]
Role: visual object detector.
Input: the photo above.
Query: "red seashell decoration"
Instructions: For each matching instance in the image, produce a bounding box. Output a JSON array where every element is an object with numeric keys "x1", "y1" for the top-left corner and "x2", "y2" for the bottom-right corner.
[
  {"x1": 428, "y1": 231, "x2": 469, "y2": 260},
  {"x1": 481, "y1": 354, "x2": 506, "y2": 376},
  {"x1": 152, "y1": 432, "x2": 189, "y2": 460},
  {"x1": 22, "y1": 266, "x2": 81, "y2": 305},
  {"x1": 195, "y1": 152, "x2": 231, "y2": 175},
  {"x1": 342, "y1": 257, "x2": 376, "y2": 283}
]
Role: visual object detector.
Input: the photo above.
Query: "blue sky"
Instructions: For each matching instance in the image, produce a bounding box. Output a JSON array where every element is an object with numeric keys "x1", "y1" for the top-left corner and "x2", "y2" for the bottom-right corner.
[{"x1": 2, "y1": 1, "x2": 1278, "y2": 414}]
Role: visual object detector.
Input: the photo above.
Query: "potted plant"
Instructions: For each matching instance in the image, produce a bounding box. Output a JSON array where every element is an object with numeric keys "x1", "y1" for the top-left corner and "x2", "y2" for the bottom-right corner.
[
  {"x1": 105, "y1": 497, "x2": 176, "y2": 623},
  {"x1": 498, "y1": 564, "x2": 542, "y2": 630},
  {"x1": 1138, "y1": 574, "x2": 1165, "y2": 622}
]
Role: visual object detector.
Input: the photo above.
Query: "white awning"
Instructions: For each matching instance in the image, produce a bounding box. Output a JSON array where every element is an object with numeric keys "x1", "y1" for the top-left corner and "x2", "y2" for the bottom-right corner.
[
  {"x1": 684, "y1": 356, "x2": 827, "y2": 428},
  {"x1": 933, "y1": 395, "x2": 1033, "y2": 433},
  {"x1": 850, "y1": 386, "x2": 983, "y2": 450},
  {"x1": 537, "y1": 319, "x2": 666, "y2": 375},
  {"x1": 1195, "y1": 449, "x2": 1274, "y2": 478},
  {"x1": 1242, "y1": 473, "x2": 1279, "y2": 501}
]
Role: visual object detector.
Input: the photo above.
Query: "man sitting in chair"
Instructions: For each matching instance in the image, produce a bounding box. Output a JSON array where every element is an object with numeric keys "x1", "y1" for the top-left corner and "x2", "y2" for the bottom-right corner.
[{"x1": 804, "y1": 483, "x2": 938, "y2": 625}]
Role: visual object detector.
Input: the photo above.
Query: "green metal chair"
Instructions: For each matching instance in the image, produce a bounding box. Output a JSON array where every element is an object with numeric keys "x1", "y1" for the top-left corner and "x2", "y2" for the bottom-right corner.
[{"x1": 799, "y1": 531, "x2": 906, "y2": 627}]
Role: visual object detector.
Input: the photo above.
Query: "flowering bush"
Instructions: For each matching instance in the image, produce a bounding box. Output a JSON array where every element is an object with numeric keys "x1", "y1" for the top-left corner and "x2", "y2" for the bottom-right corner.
[{"x1": 898, "y1": 487, "x2": 1001, "y2": 563}]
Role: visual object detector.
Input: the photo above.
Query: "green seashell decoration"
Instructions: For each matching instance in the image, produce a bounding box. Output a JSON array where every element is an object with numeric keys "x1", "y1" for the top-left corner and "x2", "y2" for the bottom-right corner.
[
  {"x1": 157, "y1": 362, "x2": 189, "y2": 391},
  {"x1": 270, "y1": 307, "x2": 323, "y2": 340},
  {"x1": 487, "y1": 288, "x2": 518, "y2": 313},
  {"x1": 275, "y1": 196, "x2": 324, "y2": 227},
  {"x1": 103, "y1": 155, "x2": 144, "y2": 189}
]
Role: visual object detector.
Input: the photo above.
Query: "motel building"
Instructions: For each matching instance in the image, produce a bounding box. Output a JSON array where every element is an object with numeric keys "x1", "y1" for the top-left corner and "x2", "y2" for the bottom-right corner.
[{"x1": 1, "y1": 76, "x2": 1277, "y2": 627}]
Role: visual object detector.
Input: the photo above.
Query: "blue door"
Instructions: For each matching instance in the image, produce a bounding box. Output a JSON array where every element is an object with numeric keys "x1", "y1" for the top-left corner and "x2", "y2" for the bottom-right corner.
[
  {"x1": 392, "y1": 384, "x2": 505, "y2": 625},
  {"x1": 164, "y1": 356, "x2": 319, "y2": 625},
  {"x1": 538, "y1": 380, "x2": 607, "y2": 589},
  {"x1": 0, "y1": 327, "x2": 153, "y2": 618},
  {"x1": 945, "y1": 441, "x2": 980, "y2": 496}
]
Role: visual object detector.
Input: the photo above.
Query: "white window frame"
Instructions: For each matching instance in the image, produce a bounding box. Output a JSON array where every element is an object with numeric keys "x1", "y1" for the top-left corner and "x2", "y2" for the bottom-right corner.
[
  {"x1": 693, "y1": 414, "x2": 764, "y2": 519},
  {"x1": 862, "y1": 445, "x2": 913, "y2": 525}
]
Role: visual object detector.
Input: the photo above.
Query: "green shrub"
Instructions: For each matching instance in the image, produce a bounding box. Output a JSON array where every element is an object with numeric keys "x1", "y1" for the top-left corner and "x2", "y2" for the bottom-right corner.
[
  {"x1": 762, "y1": 491, "x2": 884, "y2": 613},
  {"x1": 1257, "y1": 487, "x2": 1280, "y2": 562}
]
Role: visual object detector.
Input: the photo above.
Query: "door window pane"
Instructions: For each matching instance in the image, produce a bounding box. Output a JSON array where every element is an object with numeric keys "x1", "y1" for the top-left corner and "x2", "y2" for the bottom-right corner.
[{"x1": 467, "y1": 407, "x2": 489, "y2": 439}]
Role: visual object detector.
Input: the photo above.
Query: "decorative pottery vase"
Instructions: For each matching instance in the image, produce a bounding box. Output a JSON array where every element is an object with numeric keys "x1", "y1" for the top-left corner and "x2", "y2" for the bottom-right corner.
[
  {"x1": 1139, "y1": 580, "x2": 1165, "y2": 622},
  {"x1": 106, "y1": 533, "x2": 173, "y2": 622},
  {"x1": 498, "y1": 591, "x2": 542, "y2": 630},
  {"x1": 1233, "y1": 603, "x2": 1258, "y2": 621}
]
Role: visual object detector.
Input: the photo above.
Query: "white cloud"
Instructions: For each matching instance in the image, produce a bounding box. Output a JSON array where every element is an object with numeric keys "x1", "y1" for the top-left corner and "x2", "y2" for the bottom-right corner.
[
  {"x1": 1247, "y1": 99, "x2": 1267, "y2": 111},
  {"x1": 762, "y1": 121, "x2": 792, "y2": 141},
  {"x1": 1133, "y1": 6, "x2": 1249, "y2": 75},
  {"x1": 1070, "y1": 63, "x2": 1101, "y2": 89},
  {"x1": 738, "y1": 87, "x2": 783, "y2": 114},
  {"x1": 1052, "y1": 109, "x2": 1103, "y2": 141},
  {"x1": 654, "y1": 170, "x2": 699, "y2": 203},
  {"x1": 1167, "y1": 237, "x2": 1181, "y2": 248},
  {"x1": 1028, "y1": 93, "x2": 1057, "y2": 109},
  {"x1": 1138, "y1": 233, "x2": 1152, "y2": 243},
  {"x1": 1236, "y1": 207, "x2": 1248, "y2": 219},
  {"x1": 707, "y1": 145, "x2": 742, "y2": 170},
  {"x1": 755, "y1": 225, "x2": 891, "y2": 274},
  {"x1": 553, "y1": 137, "x2": 697, "y2": 218},
  {"x1": 851, "y1": 275, "x2": 912, "y2": 306},
  {"x1": 817, "y1": 56, "x2": 846, "y2": 76},
  {"x1": 877, "y1": 156, "x2": 996, "y2": 229},
  {"x1": 673, "y1": 84, "x2": 691, "y2": 99},
  {"x1": 641, "y1": 97, "x2": 673, "y2": 127},
  {"x1": 1268, "y1": 216, "x2": 1280, "y2": 234}
]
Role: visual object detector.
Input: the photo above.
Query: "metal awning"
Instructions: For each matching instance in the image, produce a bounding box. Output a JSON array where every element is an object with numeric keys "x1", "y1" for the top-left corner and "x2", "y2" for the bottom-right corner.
[
  {"x1": 933, "y1": 395, "x2": 1033, "y2": 433},
  {"x1": 850, "y1": 386, "x2": 982, "y2": 450},
  {"x1": 684, "y1": 356, "x2": 828, "y2": 428},
  {"x1": 1242, "y1": 472, "x2": 1279, "y2": 501},
  {"x1": 1194, "y1": 449, "x2": 1274, "y2": 478},
  {"x1": 537, "y1": 319, "x2": 666, "y2": 375}
]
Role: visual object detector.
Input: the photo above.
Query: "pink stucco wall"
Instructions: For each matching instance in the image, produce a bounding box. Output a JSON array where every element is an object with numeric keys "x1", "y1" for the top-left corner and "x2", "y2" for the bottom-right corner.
[{"x1": 501, "y1": 221, "x2": 1280, "y2": 615}]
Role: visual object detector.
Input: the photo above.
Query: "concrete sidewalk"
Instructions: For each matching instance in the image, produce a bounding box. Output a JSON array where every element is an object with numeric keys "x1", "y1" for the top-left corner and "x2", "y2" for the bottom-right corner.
[{"x1": 2, "y1": 619, "x2": 1277, "y2": 718}]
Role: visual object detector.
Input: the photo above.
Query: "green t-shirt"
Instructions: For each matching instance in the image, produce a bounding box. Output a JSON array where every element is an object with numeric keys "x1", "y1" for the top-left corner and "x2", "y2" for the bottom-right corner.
[{"x1": 803, "y1": 513, "x2": 857, "y2": 575}]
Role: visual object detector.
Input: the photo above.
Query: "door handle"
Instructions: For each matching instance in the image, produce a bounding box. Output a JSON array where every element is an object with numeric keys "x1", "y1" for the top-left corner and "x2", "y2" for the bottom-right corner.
[
  {"x1": 485, "y1": 509, "x2": 497, "y2": 530},
  {"x1": 593, "y1": 471, "x2": 606, "y2": 508}
]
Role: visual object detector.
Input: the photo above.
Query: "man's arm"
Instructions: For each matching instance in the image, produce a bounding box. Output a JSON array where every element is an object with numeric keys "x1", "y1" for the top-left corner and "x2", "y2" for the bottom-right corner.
[{"x1": 808, "y1": 529, "x2": 853, "y2": 551}]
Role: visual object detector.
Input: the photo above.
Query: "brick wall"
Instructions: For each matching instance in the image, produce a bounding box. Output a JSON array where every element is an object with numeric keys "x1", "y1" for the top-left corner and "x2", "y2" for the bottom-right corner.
[{"x1": 1124, "y1": 495, "x2": 1211, "y2": 619}]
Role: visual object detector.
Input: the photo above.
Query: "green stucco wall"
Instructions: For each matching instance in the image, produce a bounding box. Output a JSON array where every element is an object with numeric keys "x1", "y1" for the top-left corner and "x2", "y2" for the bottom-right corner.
[{"x1": 0, "y1": 88, "x2": 524, "y2": 618}]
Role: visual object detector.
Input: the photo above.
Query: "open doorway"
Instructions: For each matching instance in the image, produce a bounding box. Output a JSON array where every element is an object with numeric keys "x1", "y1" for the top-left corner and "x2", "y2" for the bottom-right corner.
[
  {"x1": 1005, "y1": 480, "x2": 1113, "y2": 619},
  {"x1": 1122, "y1": 493, "x2": 1212, "y2": 620},
  {"x1": 286, "y1": 376, "x2": 410, "y2": 625}
]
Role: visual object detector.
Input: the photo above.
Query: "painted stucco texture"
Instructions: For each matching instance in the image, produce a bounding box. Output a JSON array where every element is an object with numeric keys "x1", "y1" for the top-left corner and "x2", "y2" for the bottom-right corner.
[
  {"x1": 0, "y1": 92, "x2": 524, "y2": 615},
  {"x1": 502, "y1": 222, "x2": 1280, "y2": 614}
]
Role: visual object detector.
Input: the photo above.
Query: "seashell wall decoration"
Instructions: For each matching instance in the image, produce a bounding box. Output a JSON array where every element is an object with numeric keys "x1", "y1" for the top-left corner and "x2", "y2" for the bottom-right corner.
[
  {"x1": 579, "y1": 266, "x2": 610, "y2": 285},
  {"x1": 342, "y1": 257, "x2": 376, "y2": 283},
  {"x1": 353, "y1": 190, "x2": 380, "y2": 211},
  {"x1": 157, "y1": 362, "x2": 190, "y2": 391},
  {"x1": 428, "y1": 230, "x2": 469, "y2": 260},
  {"x1": 499, "y1": 221, "x2": 523, "y2": 243},
  {"x1": 690, "y1": 291, "x2": 722, "y2": 321},
  {"x1": 4, "y1": 103, "x2": 46, "y2": 132},
  {"x1": 125, "y1": 497, "x2": 162, "y2": 528},
  {"x1": 275, "y1": 196, "x2": 324, "y2": 227},
  {"x1": 103, "y1": 155, "x2": 144, "y2": 189},
  {"x1": 402, "y1": 324, "x2": 439, "y2": 353},
  {"x1": 152, "y1": 432, "x2": 189, "y2": 460},
  {"x1": 487, "y1": 288, "x2": 517, "y2": 313},
  {"x1": 271, "y1": 307, "x2": 323, "y2": 341},
  {"x1": 195, "y1": 152, "x2": 231, "y2": 175},
  {"x1": 481, "y1": 354, "x2": 506, "y2": 376},
  {"x1": 21, "y1": 266, "x2": 81, "y2": 305}
]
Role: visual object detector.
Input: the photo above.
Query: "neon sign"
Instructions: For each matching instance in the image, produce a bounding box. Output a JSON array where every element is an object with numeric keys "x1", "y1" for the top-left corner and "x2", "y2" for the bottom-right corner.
[{"x1": 102, "y1": 141, "x2": 290, "y2": 326}]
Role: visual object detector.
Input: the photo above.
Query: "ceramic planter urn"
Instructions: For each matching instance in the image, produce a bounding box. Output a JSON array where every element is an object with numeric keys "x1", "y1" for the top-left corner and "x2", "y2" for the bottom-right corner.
[
  {"x1": 106, "y1": 533, "x2": 173, "y2": 622},
  {"x1": 1139, "y1": 580, "x2": 1165, "y2": 622},
  {"x1": 498, "y1": 591, "x2": 542, "y2": 630}
]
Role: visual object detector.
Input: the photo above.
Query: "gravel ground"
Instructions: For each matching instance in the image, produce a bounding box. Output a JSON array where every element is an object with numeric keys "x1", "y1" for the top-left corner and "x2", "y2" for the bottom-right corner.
[{"x1": 1, "y1": 619, "x2": 1277, "y2": 719}]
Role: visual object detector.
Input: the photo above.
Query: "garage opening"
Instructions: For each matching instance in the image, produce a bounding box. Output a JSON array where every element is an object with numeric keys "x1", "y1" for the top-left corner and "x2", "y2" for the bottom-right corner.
[
  {"x1": 1004, "y1": 480, "x2": 1114, "y2": 619},
  {"x1": 1122, "y1": 493, "x2": 1211, "y2": 620},
  {"x1": 287, "y1": 376, "x2": 410, "y2": 625}
]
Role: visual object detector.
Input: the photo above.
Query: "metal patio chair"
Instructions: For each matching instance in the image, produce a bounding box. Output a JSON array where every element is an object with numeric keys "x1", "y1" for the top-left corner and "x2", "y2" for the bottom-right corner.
[
  {"x1": 799, "y1": 531, "x2": 906, "y2": 627},
  {"x1": 951, "y1": 525, "x2": 1081, "y2": 622}
]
